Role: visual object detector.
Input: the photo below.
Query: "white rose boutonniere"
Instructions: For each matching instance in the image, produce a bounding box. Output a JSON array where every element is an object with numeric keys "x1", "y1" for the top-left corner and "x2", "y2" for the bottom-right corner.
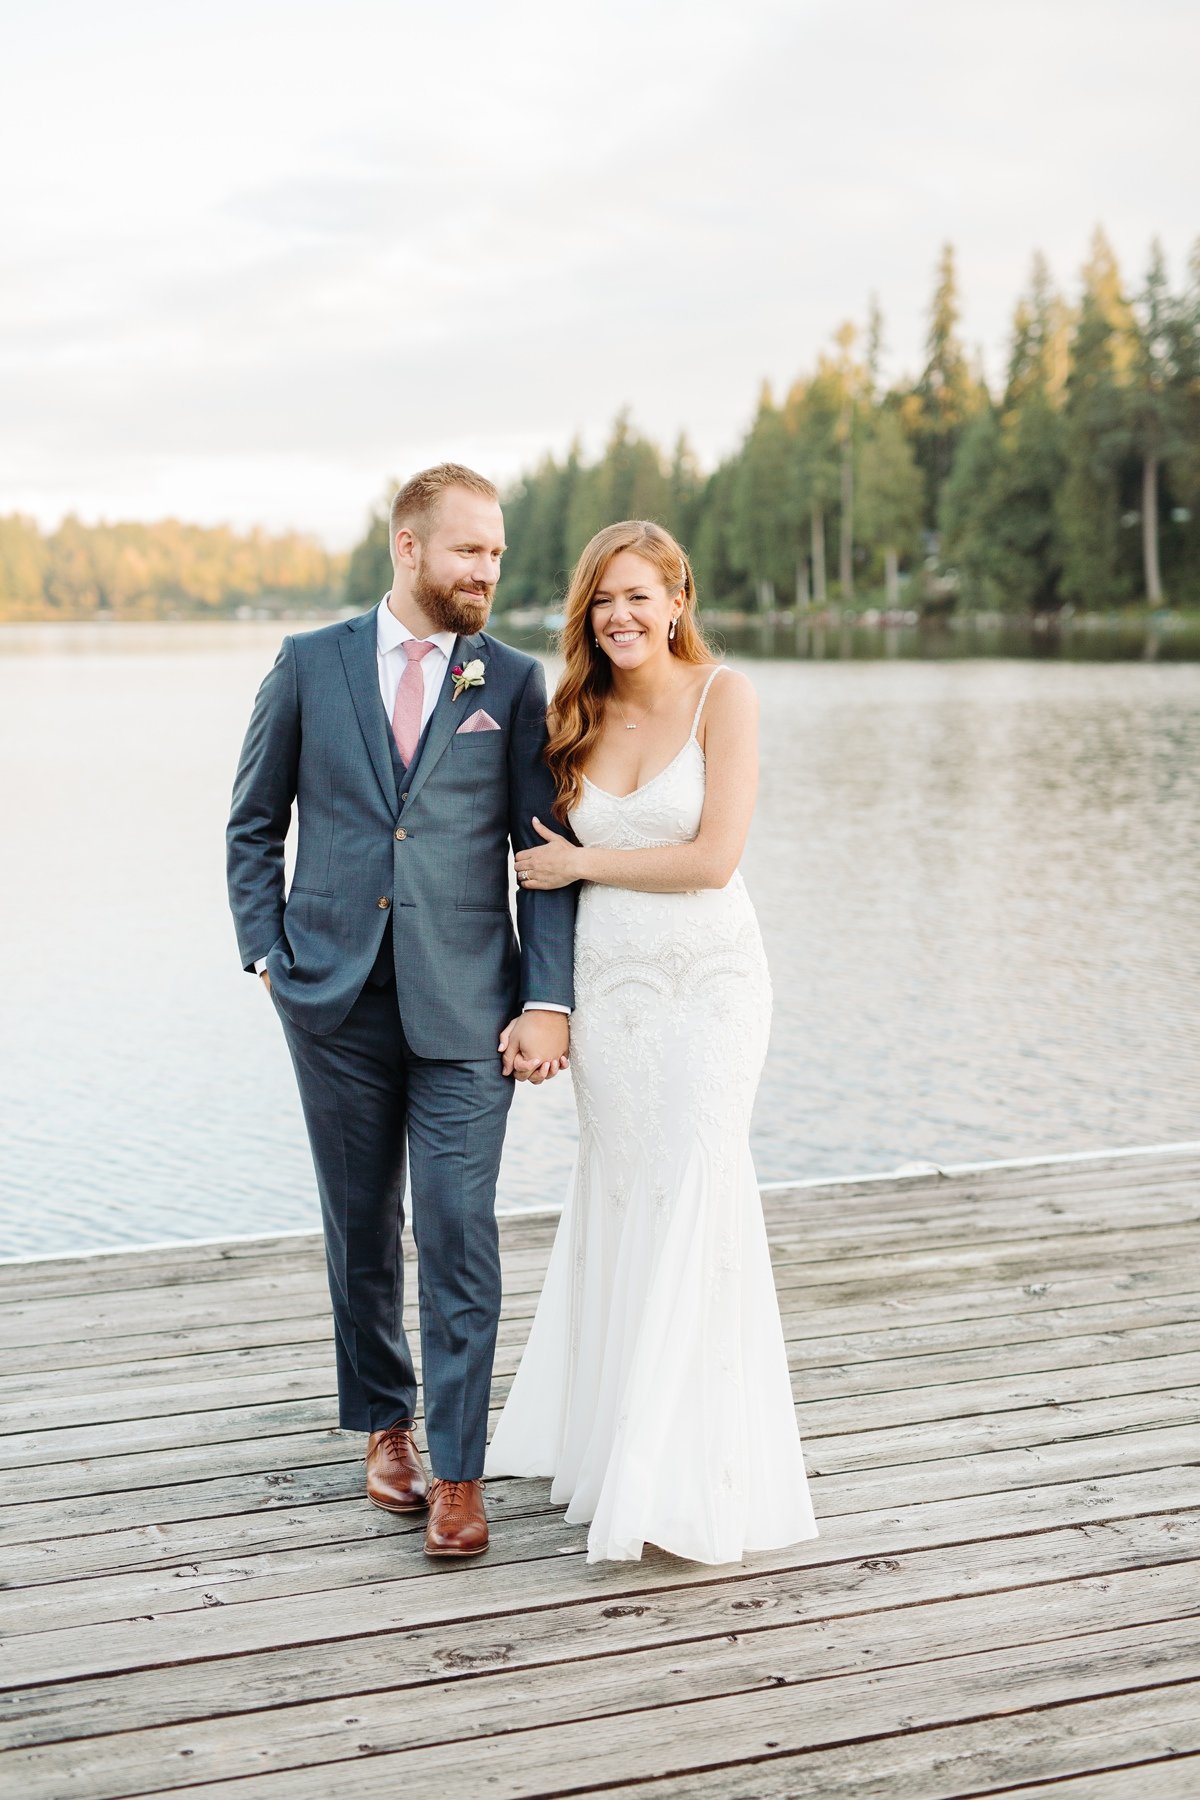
[{"x1": 451, "y1": 658, "x2": 486, "y2": 702}]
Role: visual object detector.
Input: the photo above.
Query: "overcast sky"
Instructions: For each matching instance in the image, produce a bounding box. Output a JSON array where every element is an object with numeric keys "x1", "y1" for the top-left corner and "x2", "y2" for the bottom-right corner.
[{"x1": 1, "y1": 0, "x2": 1196, "y2": 547}]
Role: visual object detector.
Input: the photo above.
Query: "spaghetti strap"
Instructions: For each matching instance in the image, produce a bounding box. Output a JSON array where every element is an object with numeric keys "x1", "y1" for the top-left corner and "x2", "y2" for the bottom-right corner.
[{"x1": 688, "y1": 664, "x2": 727, "y2": 740}]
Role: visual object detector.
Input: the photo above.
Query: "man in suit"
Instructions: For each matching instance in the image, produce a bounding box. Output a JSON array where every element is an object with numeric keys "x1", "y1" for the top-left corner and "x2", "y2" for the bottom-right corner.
[{"x1": 227, "y1": 463, "x2": 575, "y2": 1557}]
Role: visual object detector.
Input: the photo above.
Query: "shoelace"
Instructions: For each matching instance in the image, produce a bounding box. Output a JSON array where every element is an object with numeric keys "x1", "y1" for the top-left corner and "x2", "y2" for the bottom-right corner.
[
  {"x1": 380, "y1": 1424, "x2": 414, "y2": 1455},
  {"x1": 432, "y1": 1478, "x2": 470, "y2": 1509}
]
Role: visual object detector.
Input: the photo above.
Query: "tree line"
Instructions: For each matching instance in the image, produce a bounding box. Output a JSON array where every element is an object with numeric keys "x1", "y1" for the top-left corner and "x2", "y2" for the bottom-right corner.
[
  {"x1": 346, "y1": 228, "x2": 1200, "y2": 617},
  {"x1": 0, "y1": 516, "x2": 344, "y2": 621},
  {"x1": 6, "y1": 230, "x2": 1195, "y2": 625}
]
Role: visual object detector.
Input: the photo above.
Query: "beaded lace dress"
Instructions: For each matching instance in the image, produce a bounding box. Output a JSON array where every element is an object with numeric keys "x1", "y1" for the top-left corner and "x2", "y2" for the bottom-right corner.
[{"x1": 486, "y1": 667, "x2": 818, "y2": 1563}]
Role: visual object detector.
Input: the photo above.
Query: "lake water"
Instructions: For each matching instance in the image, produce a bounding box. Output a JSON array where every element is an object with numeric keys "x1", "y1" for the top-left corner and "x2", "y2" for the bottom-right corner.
[{"x1": 2, "y1": 621, "x2": 1199, "y2": 1259}]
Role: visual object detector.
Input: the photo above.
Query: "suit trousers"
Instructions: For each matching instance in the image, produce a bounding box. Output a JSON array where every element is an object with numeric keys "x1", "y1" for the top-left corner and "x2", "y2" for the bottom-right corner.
[{"x1": 273, "y1": 975, "x2": 515, "y2": 1479}]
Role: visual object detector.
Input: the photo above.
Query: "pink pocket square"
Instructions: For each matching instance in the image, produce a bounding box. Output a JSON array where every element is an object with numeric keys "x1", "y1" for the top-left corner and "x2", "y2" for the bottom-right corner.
[{"x1": 456, "y1": 709, "x2": 502, "y2": 734}]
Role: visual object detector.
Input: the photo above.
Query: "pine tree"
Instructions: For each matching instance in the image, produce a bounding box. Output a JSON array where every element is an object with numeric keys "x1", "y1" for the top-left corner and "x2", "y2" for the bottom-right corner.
[
  {"x1": 1130, "y1": 241, "x2": 1192, "y2": 605},
  {"x1": 913, "y1": 244, "x2": 977, "y2": 526},
  {"x1": 788, "y1": 373, "x2": 841, "y2": 605},
  {"x1": 667, "y1": 434, "x2": 704, "y2": 546},
  {"x1": 343, "y1": 489, "x2": 394, "y2": 613},
  {"x1": 857, "y1": 411, "x2": 923, "y2": 605},
  {"x1": 830, "y1": 322, "x2": 866, "y2": 600},
  {"x1": 1057, "y1": 229, "x2": 1139, "y2": 608},
  {"x1": 690, "y1": 459, "x2": 746, "y2": 609},
  {"x1": 565, "y1": 412, "x2": 671, "y2": 557},
  {"x1": 728, "y1": 384, "x2": 799, "y2": 609},
  {"x1": 988, "y1": 256, "x2": 1068, "y2": 611},
  {"x1": 939, "y1": 408, "x2": 1006, "y2": 606}
]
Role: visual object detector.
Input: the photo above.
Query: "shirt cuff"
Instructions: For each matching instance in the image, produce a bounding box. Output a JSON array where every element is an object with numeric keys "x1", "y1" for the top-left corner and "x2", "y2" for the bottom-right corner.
[
  {"x1": 522, "y1": 1002, "x2": 570, "y2": 1014},
  {"x1": 254, "y1": 958, "x2": 269, "y2": 975}
]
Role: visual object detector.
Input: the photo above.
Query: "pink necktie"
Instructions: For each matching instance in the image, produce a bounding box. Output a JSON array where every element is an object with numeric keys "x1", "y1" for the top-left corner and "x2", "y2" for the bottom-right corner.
[{"x1": 391, "y1": 638, "x2": 435, "y2": 767}]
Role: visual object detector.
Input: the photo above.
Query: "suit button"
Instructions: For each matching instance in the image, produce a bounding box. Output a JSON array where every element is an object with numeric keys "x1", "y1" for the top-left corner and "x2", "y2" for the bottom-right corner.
[
  {"x1": 377, "y1": 897, "x2": 390, "y2": 909},
  {"x1": 400, "y1": 791, "x2": 409, "y2": 802},
  {"x1": 395, "y1": 828, "x2": 407, "y2": 841}
]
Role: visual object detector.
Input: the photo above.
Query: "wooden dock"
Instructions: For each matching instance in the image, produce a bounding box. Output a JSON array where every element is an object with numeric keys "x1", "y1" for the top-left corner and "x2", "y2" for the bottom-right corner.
[{"x1": 1, "y1": 1143, "x2": 1198, "y2": 1798}]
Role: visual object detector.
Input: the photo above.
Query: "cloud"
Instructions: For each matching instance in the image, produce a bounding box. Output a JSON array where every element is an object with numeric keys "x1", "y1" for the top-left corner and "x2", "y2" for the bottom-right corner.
[{"x1": 1, "y1": 0, "x2": 1196, "y2": 543}]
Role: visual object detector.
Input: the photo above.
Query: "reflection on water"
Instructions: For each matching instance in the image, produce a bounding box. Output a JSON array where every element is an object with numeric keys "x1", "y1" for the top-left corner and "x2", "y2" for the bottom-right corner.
[
  {"x1": 2, "y1": 622, "x2": 1199, "y2": 1257},
  {"x1": 504, "y1": 609, "x2": 1200, "y2": 666}
]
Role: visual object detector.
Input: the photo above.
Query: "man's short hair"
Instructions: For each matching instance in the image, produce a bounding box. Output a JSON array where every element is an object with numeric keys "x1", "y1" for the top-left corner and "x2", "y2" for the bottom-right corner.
[{"x1": 389, "y1": 463, "x2": 499, "y2": 555}]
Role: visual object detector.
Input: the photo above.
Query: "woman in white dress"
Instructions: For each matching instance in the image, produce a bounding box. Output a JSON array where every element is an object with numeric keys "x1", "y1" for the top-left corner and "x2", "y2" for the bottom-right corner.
[{"x1": 487, "y1": 520, "x2": 817, "y2": 1565}]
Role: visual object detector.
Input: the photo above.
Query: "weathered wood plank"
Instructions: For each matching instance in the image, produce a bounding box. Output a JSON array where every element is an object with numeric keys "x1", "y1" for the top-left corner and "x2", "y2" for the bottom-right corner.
[
  {"x1": 4, "y1": 1571, "x2": 1197, "y2": 1799},
  {"x1": 2, "y1": 1356, "x2": 1195, "y2": 1493},
  {"x1": 2, "y1": 1144, "x2": 1196, "y2": 1798},
  {"x1": 951, "y1": 1760, "x2": 1200, "y2": 1800},
  {"x1": 0, "y1": 1137, "x2": 1191, "y2": 1295},
  {"x1": 4, "y1": 1216, "x2": 1197, "y2": 1347},
  {"x1": 595, "y1": 1705, "x2": 1200, "y2": 1800},
  {"x1": 3, "y1": 1516, "x2": 1193, "y2": 1744},
  {"x1": 5, "y1": 1286, "x2": 1198, "y2": 1400},
  {"x1": 8, "y1": 1321, "x2": 1199, "y2": 1443},
  {"x1": 6, "y1": 1176, "x2": 1197, "y2": 1306},
  {"x1": 7, "y1": 1466, "x2": 1199, "y2": 1687},
  {"x1": 71, "y1": 1624, "x2": 1200, "y2": 1799},
  {"x1": 9, "y1": 1327, "x2": 1200, "y2": 1457},
  {"x1": 4, "y1": 1258, "x2": 1196, "y2": 1384}
]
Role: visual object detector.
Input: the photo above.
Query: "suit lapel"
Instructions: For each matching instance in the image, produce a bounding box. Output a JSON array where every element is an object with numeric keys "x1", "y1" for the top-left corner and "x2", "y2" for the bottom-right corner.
[
  {"x1": 402, "y1": 633, "x2": 481, "y2": 808},
  {"x1": 339, "y1": 610, "x2": 397, "y2": 811}
]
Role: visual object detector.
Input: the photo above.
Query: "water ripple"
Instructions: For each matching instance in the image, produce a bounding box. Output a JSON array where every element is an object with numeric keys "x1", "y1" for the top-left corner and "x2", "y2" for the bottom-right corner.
[{"x1": 2, "y1": 633, "x2": 1198, "y2": 1257}]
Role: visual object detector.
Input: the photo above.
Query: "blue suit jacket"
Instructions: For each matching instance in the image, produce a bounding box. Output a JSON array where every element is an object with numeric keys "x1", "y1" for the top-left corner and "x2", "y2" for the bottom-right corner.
[{"x1": 226, "y1": 609, "x2": 576, "y2": 1056}]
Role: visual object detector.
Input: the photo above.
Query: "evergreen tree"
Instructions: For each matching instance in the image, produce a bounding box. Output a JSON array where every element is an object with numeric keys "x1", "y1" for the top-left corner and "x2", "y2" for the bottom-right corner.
[
  {"x1": 788, "y1": 371, "x2": 841, "y2": 604},
  {"x1": 1005, "y1": 252, "x2": 1070, "y2": 411},
  {"x1": 499, "y1": 447, "x2": 585, "y2": 604},
  {"x1": 939, "y1": 407, "x2": 1006, "y2": 605},
  {"x1": 343, "y1": 489, "x2": 394, "y2": 613},
  {"x1": 829, "y1": 322, "x2": 867, "y2": 599},
  {"x1": 565, "y1": 412, "x2": 671, "y2": 557},
  {"x1": 728, "y1": 385, "x2": 799, "y2": 608},
  {"x1": 989, "y1": 257, "x2": 1068, "y2": 611},
  {"x1": 1130, "y1": 240, "x2": 1192, "y2": 604},
  {"x1": 1167, "y1": 239, "x2": 1200, "y2": 595},
  {"x1": 690, "y1": 459, "x2": 746, "y2": 609},
  {"x1": 912, "y1": 243, "x2": 977, "y2": 525},
  {"x1": 667, "y1": 433, "x2": 705, "y2": 546},
  {"x1": 1057, "y1": 229, "x2": 1139, "y2": 608},
  {"x1": 857, "y1": 411, "x2": 923, "y2": 604}
]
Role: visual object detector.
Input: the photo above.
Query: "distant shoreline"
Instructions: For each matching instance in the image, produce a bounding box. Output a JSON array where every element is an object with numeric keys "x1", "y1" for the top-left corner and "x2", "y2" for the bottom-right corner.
[{"x1": 4, "y1": 606, "x2": 1199, "y2": 662}]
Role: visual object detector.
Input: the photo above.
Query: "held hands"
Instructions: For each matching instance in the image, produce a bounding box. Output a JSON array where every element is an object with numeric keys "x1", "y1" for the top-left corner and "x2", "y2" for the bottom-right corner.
[
  {"x1": 498, "y1": 1011, "x2": 570, "y2": 1084},
  {"x1": 513, "y1": 817, "x2": 583, "y2": 892}
]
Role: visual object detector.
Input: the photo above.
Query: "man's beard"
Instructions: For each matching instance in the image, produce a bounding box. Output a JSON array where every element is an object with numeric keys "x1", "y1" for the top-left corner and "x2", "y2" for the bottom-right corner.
[{"x1": 414, "y1": 567, "x2": 494, "y2": 635}]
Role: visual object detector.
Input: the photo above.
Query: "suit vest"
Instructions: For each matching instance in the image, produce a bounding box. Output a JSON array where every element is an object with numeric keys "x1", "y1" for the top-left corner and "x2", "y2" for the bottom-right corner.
[{"x1": 367, "y1": 706, "x2": 433, "y2": 987}]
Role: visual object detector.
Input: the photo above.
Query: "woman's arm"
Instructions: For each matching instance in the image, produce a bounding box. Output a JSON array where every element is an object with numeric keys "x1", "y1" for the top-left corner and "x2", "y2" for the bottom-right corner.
[{"x1": 515, "y1": 671, "x2": 760, "y2": 895}]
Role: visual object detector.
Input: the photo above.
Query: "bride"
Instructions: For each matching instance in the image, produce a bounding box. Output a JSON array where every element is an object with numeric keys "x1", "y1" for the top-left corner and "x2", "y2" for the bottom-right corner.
[{"x1": 487, "y1": 520, "x2": 817, "y2": 1565}]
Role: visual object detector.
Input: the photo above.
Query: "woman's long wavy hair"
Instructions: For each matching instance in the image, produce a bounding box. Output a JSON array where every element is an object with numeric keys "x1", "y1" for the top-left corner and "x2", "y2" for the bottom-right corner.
[{"x1": 546, "y1": 520, "x2": 713, "y2": 824}]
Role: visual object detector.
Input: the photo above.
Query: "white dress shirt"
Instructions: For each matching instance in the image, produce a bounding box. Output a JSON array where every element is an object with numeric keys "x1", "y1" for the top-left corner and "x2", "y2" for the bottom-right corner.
[
  {"x1": 258, "y1": 595, "x2": 567, "y2": 1016},
  {"x1": 374, "y1": 595, "x2": 456, "y2": 733}
]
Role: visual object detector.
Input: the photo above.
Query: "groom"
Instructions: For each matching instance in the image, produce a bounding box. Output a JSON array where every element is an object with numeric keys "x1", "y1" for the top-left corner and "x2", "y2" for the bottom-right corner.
[{"x1": 227, "y1": 463, "x2": 575, "y2": 1557}]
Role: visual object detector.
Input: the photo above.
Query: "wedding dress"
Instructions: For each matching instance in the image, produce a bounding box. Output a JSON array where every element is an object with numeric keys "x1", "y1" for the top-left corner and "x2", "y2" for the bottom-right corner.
[{"x1": 486, "y1": 667, "x2": 818, "y2": 1564}]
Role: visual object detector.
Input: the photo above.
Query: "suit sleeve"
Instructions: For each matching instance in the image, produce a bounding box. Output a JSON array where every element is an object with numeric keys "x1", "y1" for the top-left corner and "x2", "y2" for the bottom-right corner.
[
  {"x1": 226, "y1": 635, "x2": 300, "y2": 972},
  {"x1": 508, "y1": 657, "x2": 577, "y2": 1012}
]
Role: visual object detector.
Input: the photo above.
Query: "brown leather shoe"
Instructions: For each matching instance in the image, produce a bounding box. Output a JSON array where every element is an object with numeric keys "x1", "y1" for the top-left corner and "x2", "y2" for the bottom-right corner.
[
  {"x1": 424, "y1": 1478, "x2": 489, "y2": 1557},
  {"x1": 366, "y1": 1424, "x2": 429, "y2": 1513}
]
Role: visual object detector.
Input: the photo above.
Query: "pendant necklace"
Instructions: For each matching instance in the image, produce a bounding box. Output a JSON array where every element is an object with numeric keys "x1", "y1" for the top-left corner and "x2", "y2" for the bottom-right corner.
[{"x1": 613, "y1": 674, "x2": 674, "y2": 731}]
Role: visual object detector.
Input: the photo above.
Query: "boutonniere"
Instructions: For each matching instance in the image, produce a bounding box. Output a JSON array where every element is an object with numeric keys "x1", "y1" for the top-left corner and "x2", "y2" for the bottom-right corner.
[{"x1": 451, "y1": 658, "x2": 486, "y2": 702}]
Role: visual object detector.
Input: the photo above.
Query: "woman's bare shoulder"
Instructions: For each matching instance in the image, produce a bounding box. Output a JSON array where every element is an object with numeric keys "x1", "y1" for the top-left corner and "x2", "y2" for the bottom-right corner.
[{"x1": 704, "y1": 664, "x2": 757, "y2": 717}]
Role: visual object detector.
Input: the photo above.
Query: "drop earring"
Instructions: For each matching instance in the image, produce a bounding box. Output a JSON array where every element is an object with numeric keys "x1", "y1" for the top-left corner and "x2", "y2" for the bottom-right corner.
[{"x1": 669, "y1": 616, "x2": 678, "y2": 641}]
